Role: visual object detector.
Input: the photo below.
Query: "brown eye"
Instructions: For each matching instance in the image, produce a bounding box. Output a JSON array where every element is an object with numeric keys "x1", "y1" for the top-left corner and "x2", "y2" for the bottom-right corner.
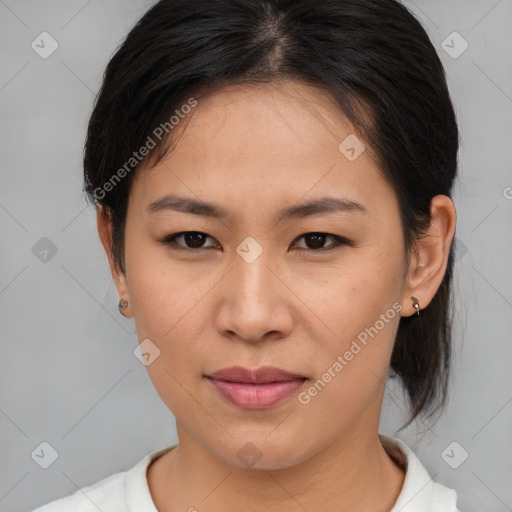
[
  {"x1": 160, "y1": 231, "x2": 351, "y2": 253},
  {"x1": 161, "y1": 231, "x2": 218, "y2": 250},
  {"x1": 182, "y1": 232, "x2": 207, "y2": 248},
  {"x1": 304, "y1": 233, "x2": 328, "y2": 249},
  {"x1": 292, "y1": 233, "x2": 351, "y2": 252}
]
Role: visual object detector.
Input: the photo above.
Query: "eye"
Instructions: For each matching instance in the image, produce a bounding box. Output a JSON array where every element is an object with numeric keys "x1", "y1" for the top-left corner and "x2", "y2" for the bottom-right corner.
[
  {"x1": 291, "y1": 232, "x2": 351, "y2": 252},
  {"x1": 160, "y1": 231, "x2": 219, "y2": 250},
  {"x1": 159, "y1": 231, "x2": 352, "y2": 252}
]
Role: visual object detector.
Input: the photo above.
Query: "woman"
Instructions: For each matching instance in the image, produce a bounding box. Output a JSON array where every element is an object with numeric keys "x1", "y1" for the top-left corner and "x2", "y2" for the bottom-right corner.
[{"x1": 34, "y1": 0, "x2": 460, "y2": 510}]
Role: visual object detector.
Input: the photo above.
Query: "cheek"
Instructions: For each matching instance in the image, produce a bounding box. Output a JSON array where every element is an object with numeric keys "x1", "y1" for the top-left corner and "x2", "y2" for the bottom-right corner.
[
  {"x1": 126, "y1": 256, "x2": 212, "y2": 416},
  {"x1": 126, "y1": 239, "x2": 212, "y2": 339},
  {"x1": 295, "y1": 298, "x2": 401, "y2": 436},
  {"x1": 292, "y1": 245, "x2": 403, "y2": 340},
  {"x1": 289, "y1": 244, "x2": 404, "y2": 413}
]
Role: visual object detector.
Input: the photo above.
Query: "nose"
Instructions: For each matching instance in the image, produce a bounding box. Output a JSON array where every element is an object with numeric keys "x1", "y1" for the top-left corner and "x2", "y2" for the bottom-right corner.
[{"x1": 215, "y1": 248, "x2": 294, "y2": 344}]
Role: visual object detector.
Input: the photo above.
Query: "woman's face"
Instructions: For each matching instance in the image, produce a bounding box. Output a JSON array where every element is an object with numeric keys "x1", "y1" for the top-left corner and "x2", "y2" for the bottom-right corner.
[{"x1": 113, "y1": 81, "x2": 411, "y2": 469}]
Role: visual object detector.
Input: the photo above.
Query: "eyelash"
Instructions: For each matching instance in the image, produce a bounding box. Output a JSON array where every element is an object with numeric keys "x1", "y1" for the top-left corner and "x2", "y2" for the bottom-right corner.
[{"x1": 159, "y1": 231, "x2": 352, "y2": 253}]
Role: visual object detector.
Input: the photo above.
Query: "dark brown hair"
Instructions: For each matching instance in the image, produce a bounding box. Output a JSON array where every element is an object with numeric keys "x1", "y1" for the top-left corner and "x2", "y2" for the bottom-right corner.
[{"x1": 83, "y1": 0, "x2": 459, "y2": 428}]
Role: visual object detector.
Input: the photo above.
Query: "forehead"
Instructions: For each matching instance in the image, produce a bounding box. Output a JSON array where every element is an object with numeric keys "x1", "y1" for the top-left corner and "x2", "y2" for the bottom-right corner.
[
  {"x1": 141, "y1": 80, "x2": 361, "y2": 175},
  {"x1": 130, "y1": 81, "x2": 397, "y2": 220},
  {"x1": 180, "y1": 80, "x2": 355, "y2": 151}
]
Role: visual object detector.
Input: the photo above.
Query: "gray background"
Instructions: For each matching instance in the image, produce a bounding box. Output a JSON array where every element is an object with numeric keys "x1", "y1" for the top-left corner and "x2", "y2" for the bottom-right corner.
[{"x1": 0, "y1": 1, "x2": 511, "y2": 511}]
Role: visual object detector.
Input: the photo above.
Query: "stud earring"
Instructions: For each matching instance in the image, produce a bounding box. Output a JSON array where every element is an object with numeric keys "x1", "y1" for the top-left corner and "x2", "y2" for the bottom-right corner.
[
  {"x1": 411, "y1": 296, "x2": 420, "y2": 316},
  {"x1": 118, "y1": 298, "x2": 129, "y2": 317}
]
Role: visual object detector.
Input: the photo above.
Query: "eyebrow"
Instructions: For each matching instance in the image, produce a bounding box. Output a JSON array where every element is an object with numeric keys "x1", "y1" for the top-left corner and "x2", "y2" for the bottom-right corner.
[{"x1": 146, "y1": 193, "x2": 366, "y2": 222}]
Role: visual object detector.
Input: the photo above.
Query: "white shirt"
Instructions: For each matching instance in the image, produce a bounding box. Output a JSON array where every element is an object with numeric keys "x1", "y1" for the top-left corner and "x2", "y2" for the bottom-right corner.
[{"x1": 32, "y1": 433, "x2": 460, "y2": 511}]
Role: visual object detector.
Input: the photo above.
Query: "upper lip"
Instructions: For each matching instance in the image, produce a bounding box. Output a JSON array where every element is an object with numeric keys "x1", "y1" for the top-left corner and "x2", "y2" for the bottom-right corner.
[{"x1": 207, "y1": 366, "x2": 307, "y2": 384}]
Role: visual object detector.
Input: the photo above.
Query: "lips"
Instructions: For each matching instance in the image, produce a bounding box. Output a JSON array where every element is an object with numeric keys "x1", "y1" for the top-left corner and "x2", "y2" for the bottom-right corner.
[
  {"x1": 207, "y1": 366, "x2": 307, "y2": 384},
  {"x1": 206, "y1": 366, "x2": 307, "y2": 409}
]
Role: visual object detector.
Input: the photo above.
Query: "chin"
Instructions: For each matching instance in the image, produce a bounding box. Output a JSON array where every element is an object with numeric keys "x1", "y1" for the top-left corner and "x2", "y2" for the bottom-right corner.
[{"x1": 211, "y1": 435, "x2": 315, "y2": 471}]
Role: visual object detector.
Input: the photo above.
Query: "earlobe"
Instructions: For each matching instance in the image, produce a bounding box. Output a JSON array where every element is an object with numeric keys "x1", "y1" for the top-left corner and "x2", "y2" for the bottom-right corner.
[
  {"x1": 400, "y1": 195, "x2": 457, "y2": 317},
  {"x1": 96, "y1": 205, "x2": 133, "y2": 318}
]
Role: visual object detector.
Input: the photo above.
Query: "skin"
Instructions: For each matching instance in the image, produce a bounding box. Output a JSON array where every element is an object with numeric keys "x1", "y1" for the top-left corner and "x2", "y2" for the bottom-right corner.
[{"x1": 97, "y1": 80, "x2": 456, "y2": 511}]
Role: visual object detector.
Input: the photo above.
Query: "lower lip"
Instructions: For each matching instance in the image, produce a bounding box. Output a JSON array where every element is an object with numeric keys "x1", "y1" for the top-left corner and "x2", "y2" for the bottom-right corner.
[{"x1": 208, "y1": 378, "x2": 306, "y2": 409}]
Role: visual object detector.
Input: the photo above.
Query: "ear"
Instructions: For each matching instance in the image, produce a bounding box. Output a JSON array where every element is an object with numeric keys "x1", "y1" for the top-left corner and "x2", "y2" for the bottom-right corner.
[
  {"x1": 97, "y1": 205, "x2": 133, "y2": 318},
  {"x1": 400, "y1": 195, "x2": 457, "y2": 317}
]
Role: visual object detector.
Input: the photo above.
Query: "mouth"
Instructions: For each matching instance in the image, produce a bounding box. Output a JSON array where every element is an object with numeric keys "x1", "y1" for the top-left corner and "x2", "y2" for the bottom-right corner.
[{"x1": 205, "y1": 366, "x2": 308, "y2": 409}]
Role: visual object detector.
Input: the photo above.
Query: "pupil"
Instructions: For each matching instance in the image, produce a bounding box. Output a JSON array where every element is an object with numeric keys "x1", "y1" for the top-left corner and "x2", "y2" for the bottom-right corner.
[
  {"x1": 186, "y1": 232, "x2": 204, "y2": 248},
  {"x1": 307, "y1": 233, "x2": 325, "y2": 249},
  {"x1": 182, "y1": 233, "x2": 327, "y2": 250}
]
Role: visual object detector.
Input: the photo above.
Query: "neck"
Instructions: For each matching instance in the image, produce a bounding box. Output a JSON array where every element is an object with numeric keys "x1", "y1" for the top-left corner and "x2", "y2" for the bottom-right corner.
[{"x1": 148, "y1": 421, "x2": 405, "y2": 512}]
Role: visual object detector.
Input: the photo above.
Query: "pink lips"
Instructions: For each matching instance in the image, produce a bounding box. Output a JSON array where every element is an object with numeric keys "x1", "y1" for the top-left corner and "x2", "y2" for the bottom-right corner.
[{"x1": 206, "y1": 366, "x2": 307, "y2": 409}]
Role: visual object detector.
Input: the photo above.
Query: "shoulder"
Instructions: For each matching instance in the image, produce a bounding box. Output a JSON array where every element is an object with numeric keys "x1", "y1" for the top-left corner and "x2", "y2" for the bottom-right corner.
[
  {"x1": 30, "y1": 446, "x2": 175, "y2": 512},
  {"x1": 379, "y1": 433, "x2": 461, "y2": 512},
  {"x1": 30, "y1": 470, "x2": 128, "y2": 512},
  {"x1": 431, "y1": 483, "x2": 460, "y2": 511}
]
